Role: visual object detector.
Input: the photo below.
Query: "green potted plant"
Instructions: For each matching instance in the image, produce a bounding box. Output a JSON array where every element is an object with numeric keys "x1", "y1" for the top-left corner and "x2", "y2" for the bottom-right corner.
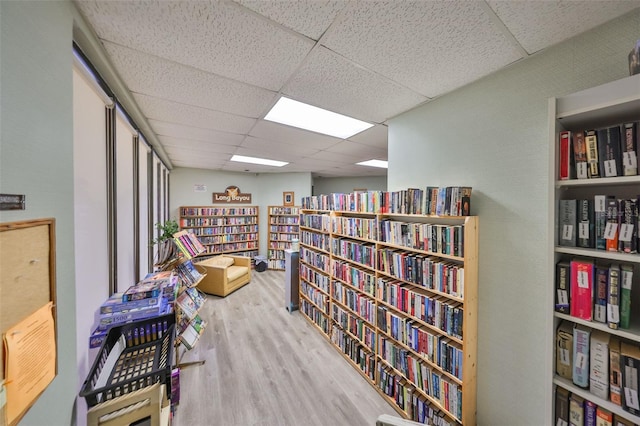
[{"x1": 152, "y1": 219, "x2": 179, "y2": 265}]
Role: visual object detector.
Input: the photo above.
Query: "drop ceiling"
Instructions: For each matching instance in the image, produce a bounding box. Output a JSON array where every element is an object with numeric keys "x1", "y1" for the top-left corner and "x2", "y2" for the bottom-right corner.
[{"x1": 73, "y1": 0, "x2": 639, "y2": 177}]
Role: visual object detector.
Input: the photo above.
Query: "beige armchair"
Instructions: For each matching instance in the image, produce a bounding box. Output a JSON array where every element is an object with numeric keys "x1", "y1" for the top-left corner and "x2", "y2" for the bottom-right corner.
[{"x1": 196, "y1": 255, "x2": 252, "y2": 297}]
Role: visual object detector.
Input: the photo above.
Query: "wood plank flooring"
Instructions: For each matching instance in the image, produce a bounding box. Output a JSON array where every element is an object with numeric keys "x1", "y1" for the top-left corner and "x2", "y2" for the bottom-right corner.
[{"x1": 172, "y1": 270, "x2": 397, "y2": 426}]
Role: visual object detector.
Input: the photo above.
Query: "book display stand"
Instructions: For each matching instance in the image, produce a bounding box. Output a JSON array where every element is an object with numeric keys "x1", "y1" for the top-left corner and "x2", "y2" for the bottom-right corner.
[
  {"x1": 268, "y1": 206, "x2": 300, "y2": 270},
  {"x1": 299, "y1": 190, "x2": 478, "y2": 425},
  {"x1": 550, "y1": 74, "x2": 640, "y2": 425}
]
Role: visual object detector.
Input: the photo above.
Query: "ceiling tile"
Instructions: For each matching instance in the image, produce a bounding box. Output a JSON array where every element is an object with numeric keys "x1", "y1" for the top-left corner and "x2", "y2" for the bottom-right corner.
[
  {"x1": 133, "y1": 93, "x2": 256, "y2": 135},
  {"x1": 321, "y1": 1, "x2": 523, "y2": 98},
  {"x1": 234, "y1": 0, "x2": 348, "y2": 40},
  {"x1": 75, "y1": 0, "x2": 314, "y2": 90},
  {"x1": 284, "y1": 46, "x2": 427, "y2": 123},
  {"x1": 486, "y1": 1, "x2": 640, "y2": 54},
  {"x1": 102, "y1": 42, "x2": 277, "y2": 117},
  {"x1": 324, "y1": 141, "x2": 387, "y2": 160},
  {"x1": 310, "y1": 150, "x2": 361, "y2": 164},
  {"x1": 160, "y1": 136, "x2": 237, "y2": 155},
  {"x1": 238, "y1": 136, "x2": 320, "y2": 158},
  {"x1": 249, "y1": 120, "x2": 341, "y2": 150},
  {"x1": 347, "y1": 124, "x2": 388, "y2": 149},
  {"x1": 172, "y1": 159, "x2": 226, "y2": 170},
  {"x1": 150, "y1": 120, "x2": 245, "y2": 146}
]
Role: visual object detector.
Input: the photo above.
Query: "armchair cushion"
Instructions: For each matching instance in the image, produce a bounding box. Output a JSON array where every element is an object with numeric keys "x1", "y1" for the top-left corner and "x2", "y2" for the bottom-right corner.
[
  {"x1": 208, "y1": 256, "x2": 235, "y2": 267},
  {"x1": 196, "y1": 255, "x2": 251, "y2": 297}
]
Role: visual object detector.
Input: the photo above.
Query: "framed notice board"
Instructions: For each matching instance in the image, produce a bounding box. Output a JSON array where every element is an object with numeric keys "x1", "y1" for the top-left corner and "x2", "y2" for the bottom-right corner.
[{"x1": 0, "y1": 219, "x2": 57, "y2": 426}]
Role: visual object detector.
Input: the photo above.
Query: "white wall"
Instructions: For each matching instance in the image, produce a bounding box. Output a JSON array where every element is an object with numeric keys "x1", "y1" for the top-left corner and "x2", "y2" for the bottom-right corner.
[
  {"x1": 313, "y1": 175, "x2": 387, "y2": 195},
  {"x1": 170, "y1": 168, "x2": 312, "y2": 255},
  {"x1": 388, "y1": 10, "x2": 640, "y2": 425},
  {"x1": 0, "y1": 1, "x2": 78, "y2": 424}
]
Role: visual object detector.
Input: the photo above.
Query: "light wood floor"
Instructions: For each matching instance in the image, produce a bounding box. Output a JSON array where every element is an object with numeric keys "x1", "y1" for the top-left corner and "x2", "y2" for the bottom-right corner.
[{"x1": 173, "y1": 270, "x2": 398, "y2": 426}]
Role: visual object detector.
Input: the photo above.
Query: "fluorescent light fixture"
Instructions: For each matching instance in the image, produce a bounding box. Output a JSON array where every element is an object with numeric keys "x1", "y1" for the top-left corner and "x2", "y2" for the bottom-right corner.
[
  {"x1": 230, "y1": 155, "x2": 288, "y2": 167},
  {"x1": 264, "y1": 97, "x2": 374, "y2": 139},
  {"x1": 357, "y1": 159, "x2": 388, "y2": 169}
]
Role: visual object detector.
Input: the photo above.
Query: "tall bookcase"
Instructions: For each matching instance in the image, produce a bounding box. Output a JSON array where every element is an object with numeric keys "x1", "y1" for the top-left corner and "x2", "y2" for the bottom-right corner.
[
  {"x1": 268, "y1": 206, "x2": 300, "y2": 270},
  {"x1": 299, "y1": 200, "x2": 478, "y2": 425},
  {"x1": 179, "y1": 206, "x2": 259, "y2": 260},
  {"x1": 550, "y1": 74, "x2": 640, "y2": 424}
]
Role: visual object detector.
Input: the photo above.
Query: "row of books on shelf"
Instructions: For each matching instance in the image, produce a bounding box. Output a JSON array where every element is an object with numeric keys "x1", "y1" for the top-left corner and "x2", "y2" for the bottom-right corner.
[
  {"x1": 301, "y1": 186, "x2": 472, "y2": 217},
  {"x1": 270, "y1": 217, "x2": 299, "y2": 225},
  {"x1": 558, "y1": 122, "x2": 639, "y2": 180},
  {"x1": 268, "y1": 206, "x2": 300, "y2": 215},
  {"x1": 559, "y1": 197, "x2": 639, "y2": 254},
  {"x1": 270, "y1": 232, "x2": 298, "y2": 241},
  {"x1": 556, "y1": 321, "x2": 640, "y2": 419},
  {"x1": 180, "y1": 217, "x2": 258, "y2": 227},
  {"x1": 555, "y1": 259, "x2": 635, "y2": 329},
  {"x1": 556, "y1": 386, "x2": 635, "y2": 426},
  {"x1": 180, "y1": 207, "x2": 258, "y2": 216},
  {"x1": 188, "y1": 225, "x2": 258, "y2": 235},
  {"x1": 197, "y1": 233, "x2": 259, "y2": 244},
  {"x1": 90, "y1": 271, "x2": 178, "y2": 348},
  {"x1": 332, "y1": 303, "x2": 377, "y2": 350},
  {"x1": 201, "y1": 242, "x2": 258, "y2": 253}
]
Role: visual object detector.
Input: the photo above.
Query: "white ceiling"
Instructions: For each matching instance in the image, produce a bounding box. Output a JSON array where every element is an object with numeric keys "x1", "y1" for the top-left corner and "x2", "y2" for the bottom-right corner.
[{"x1": 73, "y1": 0, "x2": 640, "y2": 178}]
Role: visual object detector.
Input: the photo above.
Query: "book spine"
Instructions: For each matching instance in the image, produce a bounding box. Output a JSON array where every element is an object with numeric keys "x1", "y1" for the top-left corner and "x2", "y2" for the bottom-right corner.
[
  {"x1": 555, "y1": 262, "x2": 570, "y2": 314},
  {"x1": 573, "y1": 130, "x2": 589, "y2": 179},
  {"x1": 584, "y1": 399, "x2": 597, "y2": 426},
  {"x1": 577, "y1": 199, "x2": 594, "y2": 248},
  {"x1": 607, "y1": 264, "x2": 620, "y2": 330},
  {"x1": 606, "y1": 197, "x2": 619, "y2": 252},
  {"x1": 595, "y1": 407, "x2": 612, "y2": 426},
  {"x1": 556, "y1": 323, "x2": 573, "y2": 380},
  {"x1": 620, "y1": 265, "x2": 634, "y2": 329},
  {"x1": 594, "y1": 195, "x2": 607, "y2": 250},
  {"x1": 589, "y1": 331, "x2": 609, "y2": 400},
  {"x1": 555, "y1": 386, "x2": 570, "y2": 426},
  {"x1": 559, "y1": 130, "x2": 572, "y2": 180},
  {"x1": 610, "y1": 337, "x2": 623, "y2": 406},
  {"x1": 619, "y1": 198, "x2": 638, "y2": 254},
  {"x1": 598, "y1": 126, "x2": 622, "y2": 177},
  {"x1": 573, "y1": 326, "x2": 591, "y2": 388},
  {"x1": 570, "y1": 260, "x2": 594, "y2": 321},
  {"x1": 622, "y1": 122, "x2": 638, "y2": 176},
  {"x1": 559, "y1": 199, "x2": 577, "y2": 247},
  {"x1": 621, "y1": 343, "x2": 640, "y2": 415},
  {"x1": 594, "y1": 265, "x2": 608, "y2": 323},
  {"x1": 585, "y1": 130, "x2": 600, "y2": 178},
  {"x1": 570, "y1": 394, "x2": 585, "y2": 425}
]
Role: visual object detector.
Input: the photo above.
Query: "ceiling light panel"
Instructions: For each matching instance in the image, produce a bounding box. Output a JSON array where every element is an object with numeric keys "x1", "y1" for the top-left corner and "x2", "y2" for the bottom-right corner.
[
  {"x1": 231, "y1": 155, "x2": 288, "y2": 167},
  {"x1": 357, "y1": 159, "x2": 388, "y2": 168},
  {"x1": 283, "y1": 46, "x2": 427, "y2": 124},
  {"x1": 265, "y1": 97, "x2": 373, "y2": 139}
]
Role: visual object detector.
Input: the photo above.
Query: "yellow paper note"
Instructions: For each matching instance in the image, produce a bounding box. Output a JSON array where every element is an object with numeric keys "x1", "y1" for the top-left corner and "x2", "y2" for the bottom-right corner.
[{"x1": 3, "y1": 302, "x2": 56, "y2": 426}]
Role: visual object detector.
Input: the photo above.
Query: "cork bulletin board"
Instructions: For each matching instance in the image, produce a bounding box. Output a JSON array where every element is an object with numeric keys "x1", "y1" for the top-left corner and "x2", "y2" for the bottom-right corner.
[{"x1": 0, "y1": 219, "x2": 57, "y2": 425}]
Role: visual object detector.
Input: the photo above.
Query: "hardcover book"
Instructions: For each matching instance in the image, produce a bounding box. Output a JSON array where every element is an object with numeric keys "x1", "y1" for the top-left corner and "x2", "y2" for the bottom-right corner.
[
  {"x1": 620, "y1": 264, "x2": 634, "y2": 329},
  {"x1": 573, "y1": 130, "x2": 589, "y2": 179},
  {"x1": 555, "y1": 386, "x2": 570, "y2": 426},
  {"x1": 606, "y1": 197, "x2": 619, "y2": 252},
  {"x1": 585, "y1": 399, "x2": 597, "y2": 426},
  {"x1": 619, "y1": 199, "x2": 638, "y2": 254},
  {"x1": 556, "y1": 321, "x2": 573, "y2": 380},
  {"x1": 556, "y1": 261, "x2": 571, "y2": 314},
  {"x1": 608, "y1": 263, "x2": 621, "y2": 330},
  {"x1": 610, "y1": 336, "x2": 623, "y2": 406},
  {"x1": 569, "y1": 393, "x2": 585, "y2": 426},
  {"x1": 573, "y1": 325, "x2": 591, "y2": 388},
  {"x1": 560, "y1": 130, "x2": 574, "y2": 180},
  {"x1": 590, "y1": 330, "x2": 610, "y2": 400},
  {"x1": 621, "y1": 341, "x2": 640, "y2": 415},
  {"x1": 577, "y1": 199, "x2": 595, "y2": 248},
  {"x1": 595, "y1": 195, "x2": 608, "y2": 250},
  {"x1": 622, "y1": 122, "x2": 638, "y2": 176},
  {"x1": 597, "y1": 126, "x2": 622, "y2": 177},
  {"x1": 585, "y1": 130, "x2": 600, "y2": 178},
  {"x1": 594, "y1": 263, "x2": 609, "y2": 324},
  {"x1": 559, "y1": 199, "x2": 577, "y2": 247},
  {"x1": 570, "y1": 259, "x2": 594, "y2": 321},
  {"x1": 595, "y1": 407, "x2": 613, "y2": 426}
]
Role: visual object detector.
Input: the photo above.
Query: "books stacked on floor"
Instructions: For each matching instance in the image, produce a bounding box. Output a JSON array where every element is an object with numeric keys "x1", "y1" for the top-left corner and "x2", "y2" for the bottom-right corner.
[
  {"x1": 89, "y1": 271, "x2": 177, "y2": 349},
  {"x1": 555, "y1": 321, "x2": 640, "y2": 423},
  {"x1": 558, "y1": 122, "x2": 639, "y2": 181},
  {"x1": 558, "y1": 197, "x2": 639, "y2": 254},
  {"x1": 301, "y1": 186, "x2": 472, "y2": 216}
]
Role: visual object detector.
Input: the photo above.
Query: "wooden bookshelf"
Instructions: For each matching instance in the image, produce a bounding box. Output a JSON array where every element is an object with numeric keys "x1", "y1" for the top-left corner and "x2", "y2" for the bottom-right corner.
[
  {"x1": 298, "y1": 199, "x2": 478, "y2": 425},
  {"x1": 179, "y1": 206, "x2": 259, "y2": 261},
  {"x1": 549, "y1": 74, "x2": 640, "y2": 425},
  {"x1": 267, "y1": 206, "x2": 300, "y2": 270}
]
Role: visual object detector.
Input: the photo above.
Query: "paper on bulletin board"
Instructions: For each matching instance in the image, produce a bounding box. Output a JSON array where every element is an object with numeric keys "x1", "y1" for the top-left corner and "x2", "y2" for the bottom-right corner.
[{"x1": 3, "y1": 302, "x2": 56, "y2": 426}]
